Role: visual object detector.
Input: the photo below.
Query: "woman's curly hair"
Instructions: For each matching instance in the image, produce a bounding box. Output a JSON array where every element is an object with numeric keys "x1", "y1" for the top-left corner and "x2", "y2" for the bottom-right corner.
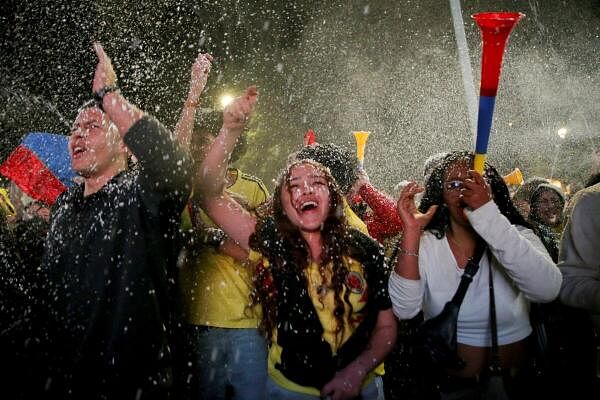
[
  {"x1": 249, "y1": 159, "x2": 355, "y2": 345},
  {"x1": 418, "y1": 151, "x2": 529, "y2": 239}
]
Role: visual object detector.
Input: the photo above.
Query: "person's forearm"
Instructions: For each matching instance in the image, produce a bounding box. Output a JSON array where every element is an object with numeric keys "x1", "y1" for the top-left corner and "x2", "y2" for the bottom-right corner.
[
  {"x1": 196, "y1": 126, "x2": 243, "y2": 199},
  {"x1": 174, "y1": 99, "x2": 197, "y2": 150},
  {"x1": 468, "y1": 201, "x2": 561, "y2": 302},
  {"x1": 560, "y1": 275, "x2": 600, "y2": 312},
  {"x1": 124, "y1": 116, "x2": 192, "y2": 194},
  {"x1": 101, "y1": 91, "x2": 144, "y2": 137},
  {"x1": 218, "y1": 237, "x2": 249, "y2": 262},
  {"x1": 394, "y1": 230, "x2": 421, "y2": 280},
  {"x1": 359, "y1": 183, "x2": 402, "y2": 233},
  {"x1": 351, "y1": 310, "x2": 397, "y2": 375}
]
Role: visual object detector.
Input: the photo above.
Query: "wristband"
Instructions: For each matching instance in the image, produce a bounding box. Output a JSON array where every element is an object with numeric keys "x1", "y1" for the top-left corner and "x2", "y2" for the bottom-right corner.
[
  {"x1": 93, "y1": 85, "x2": 120, "y2": 106},
  {"x1": 399, "y1": 247, "x2": 419, "y2": 258}
]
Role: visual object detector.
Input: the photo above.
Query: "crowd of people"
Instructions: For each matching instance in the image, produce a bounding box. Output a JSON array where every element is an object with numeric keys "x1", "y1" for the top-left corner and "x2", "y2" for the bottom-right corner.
[{"x1": 1, "y1": 44, "x2": 599, "y2": 400}]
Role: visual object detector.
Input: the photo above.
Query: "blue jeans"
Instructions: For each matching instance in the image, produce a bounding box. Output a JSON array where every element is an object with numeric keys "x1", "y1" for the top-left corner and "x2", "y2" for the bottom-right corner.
[
  {"x1": 266, "y1": 375, "x2": 385, "y2": 400},
  {"x1": 185, "y1": 325, "x2": 268, "y2": 400}
]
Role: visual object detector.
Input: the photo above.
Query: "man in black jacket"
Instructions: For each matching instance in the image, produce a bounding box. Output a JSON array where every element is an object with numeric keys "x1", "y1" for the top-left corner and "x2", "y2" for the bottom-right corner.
[{"x1": 37, "y1": 43, "x2": 192, "y2": 400}]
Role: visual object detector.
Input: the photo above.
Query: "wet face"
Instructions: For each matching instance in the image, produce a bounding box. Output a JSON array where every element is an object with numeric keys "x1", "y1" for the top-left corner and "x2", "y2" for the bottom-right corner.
[
  {"x1": 442, "y1": 159, "x2": 471, "y2": 226},
  {"x1": 535, "y1": 190, "x2": 563, "y2": 226},
  {"x1": 280, "y1": 163, "x2": 331, "y2": 232},
  {"x1": 69, "y1": 107, "x2": 125, "y2": 179}
]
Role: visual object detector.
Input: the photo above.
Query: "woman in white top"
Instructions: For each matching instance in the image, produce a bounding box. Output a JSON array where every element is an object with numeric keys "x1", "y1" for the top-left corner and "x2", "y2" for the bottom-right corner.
[{"x1": 388, "y1": 151, "x2": 561, "y2": 399}]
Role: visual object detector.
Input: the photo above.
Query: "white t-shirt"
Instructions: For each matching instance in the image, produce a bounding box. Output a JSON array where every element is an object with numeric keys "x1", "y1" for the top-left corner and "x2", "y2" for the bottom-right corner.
[{"x1": 389, "y1": 201, "x2": 561, "y2": 347}]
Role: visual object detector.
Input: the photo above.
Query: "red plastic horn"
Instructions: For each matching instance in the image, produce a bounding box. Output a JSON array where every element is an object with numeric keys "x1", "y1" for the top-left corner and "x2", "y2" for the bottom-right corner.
[{"x1": 472, "y1": 12, "x2": 524, "y2": 173}]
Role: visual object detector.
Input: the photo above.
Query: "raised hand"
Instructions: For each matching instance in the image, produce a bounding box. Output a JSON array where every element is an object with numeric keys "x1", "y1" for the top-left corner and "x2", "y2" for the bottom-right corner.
[
  {"x1": 222, "y1": 86, "x2": 258, "y2": 131},
  {"x1": 461, "y1": 170, "x2": 492, "y2": 210},
  {"x1": 92, "y1": 42, "x2": 117, "y2": 93},
  {"x1": 396, "y1": 182, "x2": 437, "y2": 234},
  {"x1": 187, "y1": 53, "x2": 213, "y2": 104}
]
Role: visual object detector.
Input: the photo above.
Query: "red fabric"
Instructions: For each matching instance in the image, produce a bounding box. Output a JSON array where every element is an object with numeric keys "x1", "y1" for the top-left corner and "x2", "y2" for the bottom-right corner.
[
  {"x1": 349, "y1": 193, "x2": 363, "y2": 205},
  {"x1": 0, "y1": 145, "x2": 67, "y2": 205},
  {"x1": 359, "y1": 183, "x2": 403, "y2": 242}
]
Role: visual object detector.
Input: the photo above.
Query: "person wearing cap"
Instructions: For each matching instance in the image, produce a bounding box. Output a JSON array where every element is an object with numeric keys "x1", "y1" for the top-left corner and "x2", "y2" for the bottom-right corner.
[
  {"x1": 511, "y1": 176, "x2": 549, "y2": 220},
  {"x1": 529, "y1": 183, "x2": 565, "y2": 232}
]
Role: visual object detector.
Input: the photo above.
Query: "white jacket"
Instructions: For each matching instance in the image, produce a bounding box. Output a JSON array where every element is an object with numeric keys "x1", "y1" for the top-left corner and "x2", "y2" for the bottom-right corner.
[{"x1": 389, "y1": 201, "x2": 562, "y2": 346}]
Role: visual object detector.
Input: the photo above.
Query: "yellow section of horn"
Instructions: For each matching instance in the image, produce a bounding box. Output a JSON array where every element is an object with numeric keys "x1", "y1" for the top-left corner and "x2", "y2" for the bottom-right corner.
[
  {"x1": 503, "y1": 167, "x2": 523, "y2": 186},
  {"x1": 352, "y1": 131, "x2": 370, "y2": 163},
  {"x1": 0, "y1": 188, "x2": 16, "y2": 217},
  {"x1": 473, "y1": 153, "x2": 487, "y2": 175}
]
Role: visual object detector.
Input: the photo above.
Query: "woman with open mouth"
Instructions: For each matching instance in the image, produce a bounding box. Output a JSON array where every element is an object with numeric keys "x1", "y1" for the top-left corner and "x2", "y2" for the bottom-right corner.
[
  {"x1": 389, "y1": 151, "x2": 562, "y2": 399},
  {"x1": 195, "y1": 86, "x2": 396, "y2": 400}
]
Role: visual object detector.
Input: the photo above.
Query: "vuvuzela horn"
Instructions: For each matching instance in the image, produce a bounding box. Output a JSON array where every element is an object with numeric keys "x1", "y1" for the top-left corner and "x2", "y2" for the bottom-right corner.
[
  {"x1": 503, "y1": 167, "x2": 523, "y2": 185},
  {"x1": 472, "y1": 12, "x2": 524, "y2": 174},
  {"x1": 352, "y1": 131, "x2": 370, "y2": 169}
]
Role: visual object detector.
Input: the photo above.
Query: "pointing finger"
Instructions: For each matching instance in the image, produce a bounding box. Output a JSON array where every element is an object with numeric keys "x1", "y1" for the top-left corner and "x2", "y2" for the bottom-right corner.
[{"x1": 93, "y1": 42, "x2": 108, "y2": 63}]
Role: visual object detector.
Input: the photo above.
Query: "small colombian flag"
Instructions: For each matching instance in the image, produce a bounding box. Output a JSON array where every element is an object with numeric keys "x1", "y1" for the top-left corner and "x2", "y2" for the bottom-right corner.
[{"x1": 0, "y1": 132, "x2": 77, "y2": 205}]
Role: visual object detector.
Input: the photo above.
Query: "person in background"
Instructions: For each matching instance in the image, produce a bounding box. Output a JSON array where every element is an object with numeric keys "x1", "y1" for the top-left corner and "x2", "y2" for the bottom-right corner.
[
  {"x1": 347, "y1": 170, "x2": 403, "y2": 249},
  {"x1": 37, "y1": 43, "x2": 192, "y2": 399},
  {"x1": 389, "y1": 151, "x2": 561, "y2": 399},
  {"x1": 557, "y1": 177, "x2": 600, "y2": 397},
  {"x1": 511, "y1": 176, "x2": 548, "y2": 220},
  {"x1": 527, "y1": 183, "x2": 566, "y2": 261},
  {"x1": 174, "y1": 52, "x2": 270, "y2": 400},
  {"x1": 583, "y1": 172, "x2": 600, "y2": 189},
  {"x1": 0, "y1": 193, "x2": 37, "y2": 398},
  {"x1": 563, "y1": 172, "x2": 600, "y2": 219},
  {"x1": 195, "y1": 87, "x2": 396, "y2": 400},
  {"x1": 529, "y1": 184, "x2": 565, "y2": 231}
]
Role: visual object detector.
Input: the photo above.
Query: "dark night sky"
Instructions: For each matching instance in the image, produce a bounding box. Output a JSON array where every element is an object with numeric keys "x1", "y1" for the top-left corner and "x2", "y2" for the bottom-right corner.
[{"x1": 2, "y1": 0, "x2": 600, "y2": 192}]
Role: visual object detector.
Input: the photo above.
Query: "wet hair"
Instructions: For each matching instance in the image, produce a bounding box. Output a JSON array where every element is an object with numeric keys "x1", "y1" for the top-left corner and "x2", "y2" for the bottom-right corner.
[
  {"x1": 74, "y1": 99, "x2": 120, "y2": 134},
  {"x1": 423, "y1": 152, "x2": 449, "y2": 180},
  {"x1": 249, "y1": 159, "x2": 353, "y2": 344},
  {"x1": 77, "y1": 99, "x2": 103, "y2": 114},
  {"x1": 419, "y1": 151, "x2": 529, "y2": 239},
  {"x1": 295, "y1": 143, "x2": 358, "y2": 194}
]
